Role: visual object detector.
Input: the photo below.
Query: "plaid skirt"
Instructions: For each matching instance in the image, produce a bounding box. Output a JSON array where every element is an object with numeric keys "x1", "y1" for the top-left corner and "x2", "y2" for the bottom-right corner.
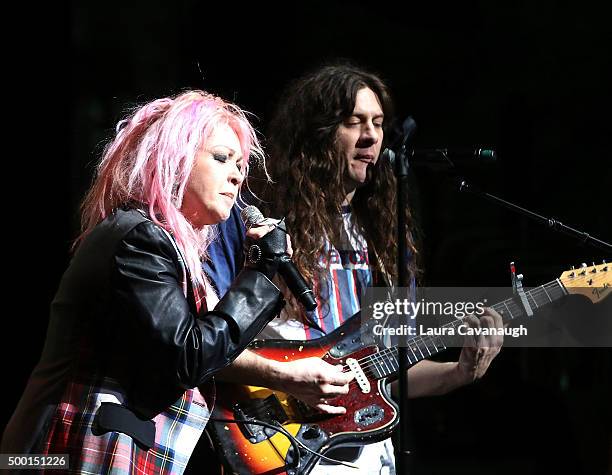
[{"x1": 40, "y1": 376, "x2": 214, "y2": 474}]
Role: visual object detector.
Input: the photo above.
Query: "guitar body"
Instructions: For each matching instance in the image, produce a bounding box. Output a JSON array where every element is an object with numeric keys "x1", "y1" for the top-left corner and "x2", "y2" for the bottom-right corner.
[
  {"x1": 208, "y1": 316, "x2": 398, "y2": 475},
  {"x1": 208, "y1": 262, "x2": 611, "y2": 475}
]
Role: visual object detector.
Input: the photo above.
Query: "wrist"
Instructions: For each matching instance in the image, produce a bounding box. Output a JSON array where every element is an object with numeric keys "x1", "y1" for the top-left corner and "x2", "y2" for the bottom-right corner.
[
  {"x1": 451, "y1": 361, "x2": 476, "y2": 388},
  {"x1": 263, "y1": 359, "x2": 292, "y2": 392}
]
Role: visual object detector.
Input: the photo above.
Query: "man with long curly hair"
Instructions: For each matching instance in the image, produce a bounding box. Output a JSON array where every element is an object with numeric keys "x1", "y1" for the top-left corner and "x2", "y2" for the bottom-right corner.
[{"x1": 206, "y1": 63, "x2": 503, "y2": 474}]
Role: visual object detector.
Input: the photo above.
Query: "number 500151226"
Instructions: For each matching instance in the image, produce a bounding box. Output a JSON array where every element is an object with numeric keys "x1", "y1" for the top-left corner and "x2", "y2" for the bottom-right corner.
[{"x1": 0, "y1": 454, "x2": 68, "y2": 469}]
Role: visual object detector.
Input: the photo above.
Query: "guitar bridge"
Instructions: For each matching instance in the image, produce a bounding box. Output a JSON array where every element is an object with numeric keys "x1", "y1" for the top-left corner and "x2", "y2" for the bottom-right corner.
[
  {"x1": 354, "y1": 404, "x2": 385, "y2": 427},
  {"x1": 233, "y1": 394, "x2": 288, "y2": 443}
]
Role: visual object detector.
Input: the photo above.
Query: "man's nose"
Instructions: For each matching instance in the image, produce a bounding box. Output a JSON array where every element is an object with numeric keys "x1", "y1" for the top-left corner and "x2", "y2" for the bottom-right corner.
[{"x1": 359, "y1": 122, "x2": 379, "y2": 145}]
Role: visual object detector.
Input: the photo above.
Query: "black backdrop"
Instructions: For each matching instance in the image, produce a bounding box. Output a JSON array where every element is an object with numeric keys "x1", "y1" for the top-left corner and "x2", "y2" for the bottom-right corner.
[{"x1": 5, "y1": 1, "x2": 611, "y2": 474}]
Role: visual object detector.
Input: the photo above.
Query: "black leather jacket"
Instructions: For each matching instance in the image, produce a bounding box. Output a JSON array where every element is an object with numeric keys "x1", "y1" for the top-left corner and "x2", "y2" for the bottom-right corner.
[{"x1": 2, "y1": 207, "x2": 283, "y2": 452}]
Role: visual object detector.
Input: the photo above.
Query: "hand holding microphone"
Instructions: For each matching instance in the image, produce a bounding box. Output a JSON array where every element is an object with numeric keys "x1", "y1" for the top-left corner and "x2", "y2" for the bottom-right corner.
[{"x1": 241, "y1": 206, "x2": 317, "y2": 311}]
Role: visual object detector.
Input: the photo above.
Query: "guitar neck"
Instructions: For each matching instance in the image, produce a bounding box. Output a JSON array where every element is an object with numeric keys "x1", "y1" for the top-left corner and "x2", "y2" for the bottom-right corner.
[{"x1": 368, "y1": 279, "x2": 568, "y2": 380}]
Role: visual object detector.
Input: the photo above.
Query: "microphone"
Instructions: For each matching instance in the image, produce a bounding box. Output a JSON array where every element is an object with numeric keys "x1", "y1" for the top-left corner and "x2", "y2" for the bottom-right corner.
[
  {"x1": 240, "y1": 206, "x2": 317, "y2": 311},
  {"x1": 382, "y1": 147, "x2": 497, "y2": 168}
]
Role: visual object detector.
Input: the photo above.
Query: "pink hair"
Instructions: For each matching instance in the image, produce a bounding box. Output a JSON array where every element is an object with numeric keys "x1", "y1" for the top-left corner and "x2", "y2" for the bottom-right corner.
[{"x1": 79, "y1": 90, "x2": 265, "y2": 294}]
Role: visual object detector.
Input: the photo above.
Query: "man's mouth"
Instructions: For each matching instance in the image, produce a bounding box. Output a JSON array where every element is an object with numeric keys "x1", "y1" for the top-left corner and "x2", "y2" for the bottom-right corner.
[{"x1": 355, "y1": 154, "x2": 375, "y2": 163}]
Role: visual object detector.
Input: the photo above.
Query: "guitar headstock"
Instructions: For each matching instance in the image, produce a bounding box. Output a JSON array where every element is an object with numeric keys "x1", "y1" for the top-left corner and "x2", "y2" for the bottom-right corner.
[{"x1": 559, "y1": 261, "x2": 611, "y2": 303}]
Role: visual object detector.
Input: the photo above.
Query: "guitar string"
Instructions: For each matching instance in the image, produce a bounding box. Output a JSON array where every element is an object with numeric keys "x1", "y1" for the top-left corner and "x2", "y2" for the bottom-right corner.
[
  {"x1": 273, "y1": 278, "x2": 585, "y2": 393},
  {"x1": 348, "y1": 270, "x2": 602, "y2": 379},
  {"x1": 356, "y1": 281, "x2": 564, "y2": 375},
  {"x1": 265, "y1": 274, "x2": 602, "y2": 395},
  {"x1": 336, "y1": 281, "x2": 564, "y2": 382},
  {"x1": 258, "y1": 276, "x2": 588, "y2": 394},
  {"x1": 362, "y1": 281, "x2": 561, "y2": 371},
  {"x1": 346, "y1": 312, "x2": 510, "y2": 383}
]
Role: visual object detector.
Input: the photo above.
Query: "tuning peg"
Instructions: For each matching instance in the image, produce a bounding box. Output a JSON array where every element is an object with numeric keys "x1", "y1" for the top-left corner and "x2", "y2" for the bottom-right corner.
[
  {"x1": 580, "y1": 263, "x2": 587, "y2": 276},
  {"x1": 591, "y1": 262, "x2": 597, "y2": 273}
]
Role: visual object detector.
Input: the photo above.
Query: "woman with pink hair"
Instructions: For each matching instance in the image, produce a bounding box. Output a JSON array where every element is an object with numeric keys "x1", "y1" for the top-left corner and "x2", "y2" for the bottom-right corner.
[{"x1": 2, "y1": 90, "x2": 286, "y2": 474}]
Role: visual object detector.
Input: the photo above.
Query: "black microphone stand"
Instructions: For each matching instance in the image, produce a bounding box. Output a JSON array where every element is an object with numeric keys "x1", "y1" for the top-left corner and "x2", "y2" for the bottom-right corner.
[
  {"x1": 393, "y1": 117, "x2": 417, "y2": 475},
  {"x1": 457, "y1": 179, "x2": 612, "y2": 253}
]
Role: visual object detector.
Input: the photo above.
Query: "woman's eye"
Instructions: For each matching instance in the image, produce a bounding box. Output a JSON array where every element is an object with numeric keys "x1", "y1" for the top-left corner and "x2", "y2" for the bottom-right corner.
[{"x1": 213, "y1": 153, "x2": 229, "y2": 163}]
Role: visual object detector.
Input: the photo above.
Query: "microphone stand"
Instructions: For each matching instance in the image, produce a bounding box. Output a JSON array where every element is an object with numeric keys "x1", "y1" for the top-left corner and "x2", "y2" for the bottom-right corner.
[
  {"x1": 457, "y1": 178, "x2": 612, "y2": 253},
  {"x1": 393, "y1": 118, "x2": 417, "y2": 475}
]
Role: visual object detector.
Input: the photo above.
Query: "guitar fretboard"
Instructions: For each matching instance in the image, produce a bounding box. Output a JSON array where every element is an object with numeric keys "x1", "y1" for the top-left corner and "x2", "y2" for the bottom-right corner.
[{"x1": 360, "y1": 280, "x2": 567, "y2": 380}]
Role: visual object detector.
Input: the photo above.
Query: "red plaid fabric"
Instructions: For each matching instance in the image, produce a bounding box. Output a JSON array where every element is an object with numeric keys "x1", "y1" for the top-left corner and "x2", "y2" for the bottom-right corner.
[
  {"x1": 41, "y1": 378, "x2": 214, "y2": 474},
  {"x1": 38, "y1": 227, "x2": 215, "y2": 474}
]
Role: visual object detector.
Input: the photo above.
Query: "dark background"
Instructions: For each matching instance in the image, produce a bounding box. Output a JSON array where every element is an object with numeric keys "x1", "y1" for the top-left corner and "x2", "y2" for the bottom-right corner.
[{"x1": 5, "y1": 1, "x2": 611, "y2": 474}]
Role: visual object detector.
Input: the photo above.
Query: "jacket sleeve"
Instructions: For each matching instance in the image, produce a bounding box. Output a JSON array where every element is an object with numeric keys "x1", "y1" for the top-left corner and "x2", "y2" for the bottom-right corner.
[{"x1": 111, "y1": 220, "x2": 283, "y2": 390}]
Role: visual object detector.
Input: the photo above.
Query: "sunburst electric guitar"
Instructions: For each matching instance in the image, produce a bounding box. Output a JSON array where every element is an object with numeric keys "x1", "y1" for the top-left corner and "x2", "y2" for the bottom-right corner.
[{"x1": 208, "y1": 263, "x2": 610, "y2": 475}]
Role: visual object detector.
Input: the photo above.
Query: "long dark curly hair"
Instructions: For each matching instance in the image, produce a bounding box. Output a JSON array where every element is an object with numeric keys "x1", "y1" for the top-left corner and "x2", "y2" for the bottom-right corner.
[{"x1": 263, "y1": 62, "x2": 418, "y2": 287}]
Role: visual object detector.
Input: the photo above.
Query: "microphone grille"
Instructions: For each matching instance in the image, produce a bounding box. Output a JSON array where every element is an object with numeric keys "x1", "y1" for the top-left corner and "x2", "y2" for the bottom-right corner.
[
  {"x1": 381, "y1": 148, "x2": 396, "y2": 165},
  {"x1": 240, "y1": 205, "x2": 265, "y2": 227},
  {"x1": 477, "y1": 149, "x2": 497, "y2": 161}
]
